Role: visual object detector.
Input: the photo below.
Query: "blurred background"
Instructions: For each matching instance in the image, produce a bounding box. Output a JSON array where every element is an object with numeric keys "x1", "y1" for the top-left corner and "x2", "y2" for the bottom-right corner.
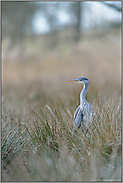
[{"x1": 2, "y1": 1, "x2": 121, "y2": 98}]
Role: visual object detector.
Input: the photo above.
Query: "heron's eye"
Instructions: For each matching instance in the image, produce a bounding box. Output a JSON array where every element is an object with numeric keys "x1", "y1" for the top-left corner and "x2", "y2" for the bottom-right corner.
[{"x1": 79, "y1": 78, "x2": 82, "y2": 81}]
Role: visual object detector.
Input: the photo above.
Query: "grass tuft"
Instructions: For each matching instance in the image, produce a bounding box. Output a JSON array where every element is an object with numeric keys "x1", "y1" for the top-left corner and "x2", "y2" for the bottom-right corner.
[{"x1": 2, "y1": 84, "x2": 121, "y2": 181}]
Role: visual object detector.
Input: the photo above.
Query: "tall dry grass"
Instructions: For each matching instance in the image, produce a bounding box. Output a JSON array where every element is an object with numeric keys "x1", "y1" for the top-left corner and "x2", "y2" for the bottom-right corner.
[
  {"x1": 2, "y1": 80, "x2": 121, "y2": 181},
  {"x1": 2, "y1": 28, "x2": 121, "y2": 181}
]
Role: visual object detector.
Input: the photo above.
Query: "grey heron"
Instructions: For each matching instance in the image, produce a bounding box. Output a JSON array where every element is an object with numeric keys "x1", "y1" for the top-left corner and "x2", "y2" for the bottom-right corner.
[{"x1": 67, "y1": 77, "x2": 93, "y2": 133}]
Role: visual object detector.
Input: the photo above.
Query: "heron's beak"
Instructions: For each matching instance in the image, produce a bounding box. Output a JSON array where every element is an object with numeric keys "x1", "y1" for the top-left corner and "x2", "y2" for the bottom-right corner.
[{"x1": 67, "y1": 79, "x2": 78, "y2": 82}]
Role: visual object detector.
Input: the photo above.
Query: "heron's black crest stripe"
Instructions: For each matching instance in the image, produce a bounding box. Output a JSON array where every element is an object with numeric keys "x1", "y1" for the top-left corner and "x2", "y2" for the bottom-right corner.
[
  {"x1": 78, "y1": 77, "x2": 88, "y2": 81},
  {"x1": 83, "y1": 77, "x2": 88, "y2": 80}
]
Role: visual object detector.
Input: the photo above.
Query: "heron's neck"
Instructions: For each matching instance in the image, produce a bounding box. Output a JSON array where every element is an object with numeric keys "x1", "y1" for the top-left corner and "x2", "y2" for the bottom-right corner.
[{"x1": 80, "y1": 84, "x2": 89, "y2": 103}]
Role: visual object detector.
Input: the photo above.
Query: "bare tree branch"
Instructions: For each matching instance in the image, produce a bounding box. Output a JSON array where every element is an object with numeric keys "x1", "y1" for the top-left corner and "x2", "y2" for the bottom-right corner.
[{"x1": 101, "y1": 2, "x2": 122, "y2": 12}]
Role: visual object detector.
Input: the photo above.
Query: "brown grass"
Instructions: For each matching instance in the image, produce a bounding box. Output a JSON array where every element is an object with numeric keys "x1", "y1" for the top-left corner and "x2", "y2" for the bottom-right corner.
[{"x1": 2, "y1": 28, "x2": 121, "y2": 181}]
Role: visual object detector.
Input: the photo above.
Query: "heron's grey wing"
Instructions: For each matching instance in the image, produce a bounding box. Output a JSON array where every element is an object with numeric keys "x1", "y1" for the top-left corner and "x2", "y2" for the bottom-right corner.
[{"x1": 73, "y1": 106, "x2": 83, "y2": 129}]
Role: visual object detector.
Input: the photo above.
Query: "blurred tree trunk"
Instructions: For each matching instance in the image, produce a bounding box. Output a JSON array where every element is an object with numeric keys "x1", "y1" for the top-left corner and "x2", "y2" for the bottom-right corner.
[
  {"x1": 69, "y1": 2, "x2": 83, "y2": 42},
  {"x1": 74, "y1": 2, "x2": 82, "y2": 42}
]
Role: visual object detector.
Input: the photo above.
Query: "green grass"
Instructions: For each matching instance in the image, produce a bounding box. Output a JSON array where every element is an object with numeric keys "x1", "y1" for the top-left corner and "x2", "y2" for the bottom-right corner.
[{"x1": 1, "y1": 82, "x2": 121, "y2": 181}]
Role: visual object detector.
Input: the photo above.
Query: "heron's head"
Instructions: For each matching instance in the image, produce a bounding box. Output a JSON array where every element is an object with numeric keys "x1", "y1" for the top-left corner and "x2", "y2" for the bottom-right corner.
[{"x1": 67, "y1": 77, "x2": 89, "y2": 85}]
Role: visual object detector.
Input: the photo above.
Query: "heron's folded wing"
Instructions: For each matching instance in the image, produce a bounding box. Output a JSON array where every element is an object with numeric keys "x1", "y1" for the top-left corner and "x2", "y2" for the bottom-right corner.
[{"x1": 74, "y1": 106, "x2": 83, "y2": 129}]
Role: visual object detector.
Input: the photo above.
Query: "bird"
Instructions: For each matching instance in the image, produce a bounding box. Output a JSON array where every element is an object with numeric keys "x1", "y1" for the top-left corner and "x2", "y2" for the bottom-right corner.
[{"x1": 67, "y1": 77, "x2": 93, "y2": 133}]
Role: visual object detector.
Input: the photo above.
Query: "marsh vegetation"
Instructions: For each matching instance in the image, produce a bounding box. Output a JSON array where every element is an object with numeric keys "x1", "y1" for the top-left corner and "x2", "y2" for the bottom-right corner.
[{"x1": 2, "y1": 28, "x2": 121, "y2": 181}]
